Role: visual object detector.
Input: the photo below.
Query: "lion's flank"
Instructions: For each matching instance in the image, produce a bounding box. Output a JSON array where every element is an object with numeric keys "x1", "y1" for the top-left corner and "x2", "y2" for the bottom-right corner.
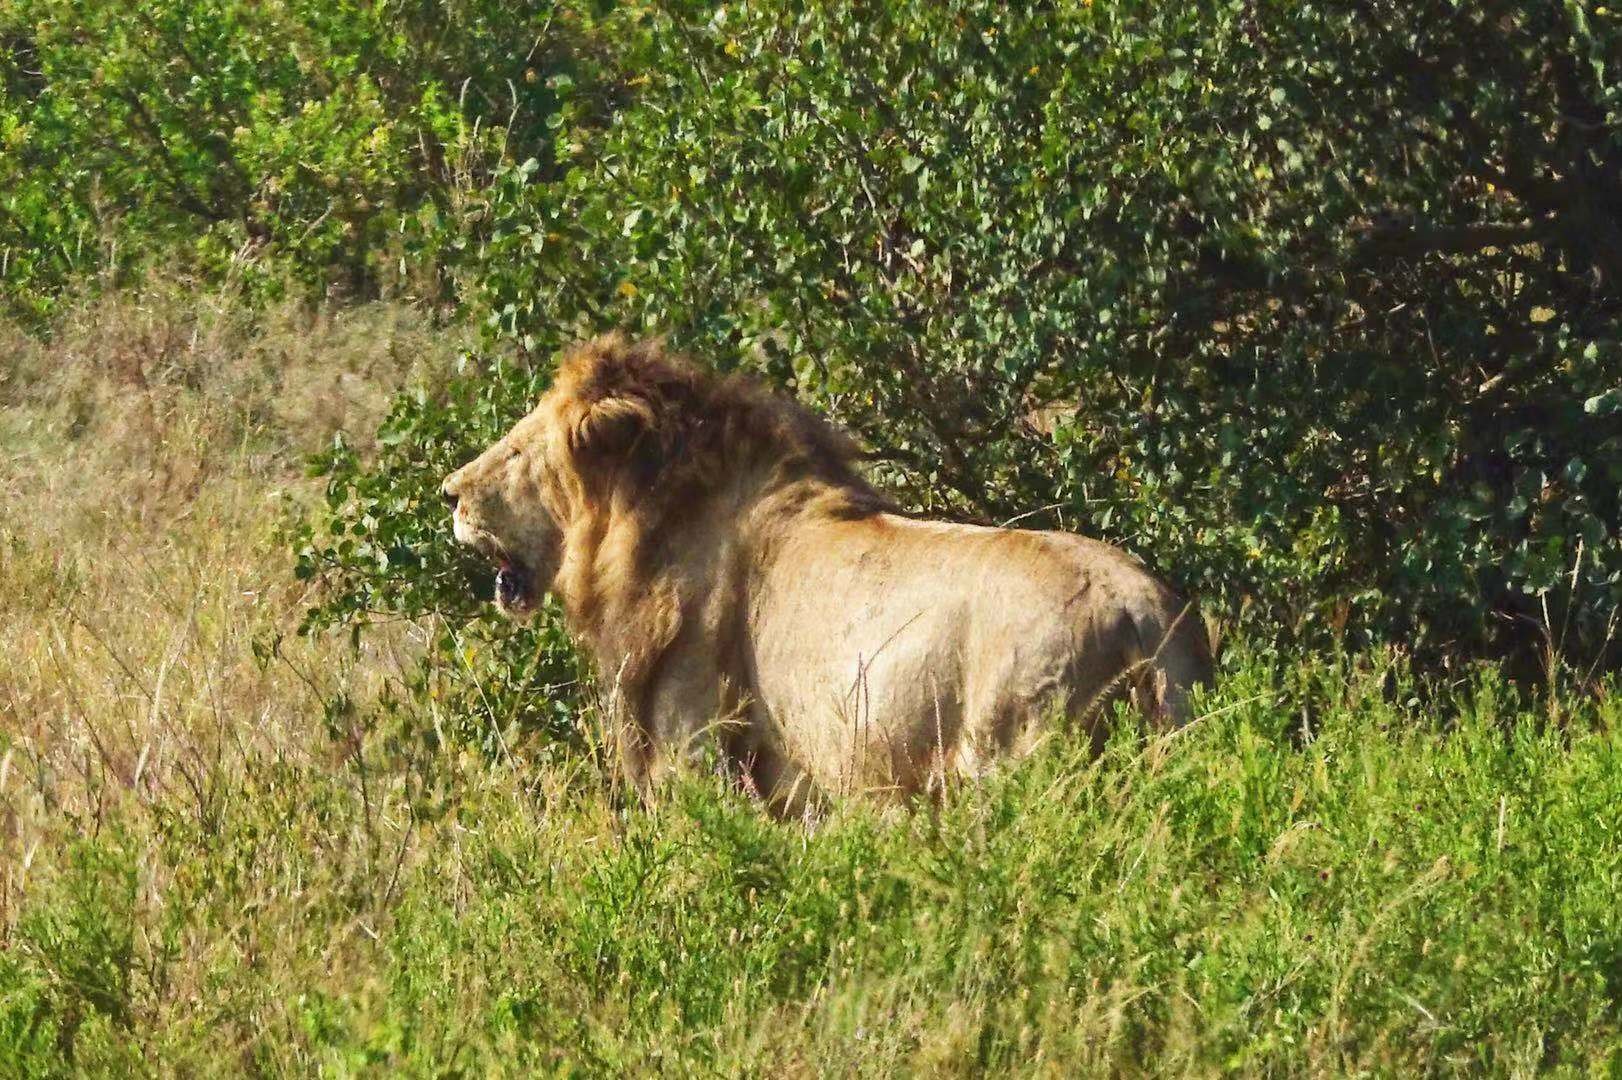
[{"x1": 551, "y1": 333, "x2": 890, "y2": 518}]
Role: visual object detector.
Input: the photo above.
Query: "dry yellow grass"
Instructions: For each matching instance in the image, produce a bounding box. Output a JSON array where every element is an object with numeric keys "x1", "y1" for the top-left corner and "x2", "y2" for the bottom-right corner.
[{"x1": 0, "y1": 286, "x2": 460, "y2": 927}]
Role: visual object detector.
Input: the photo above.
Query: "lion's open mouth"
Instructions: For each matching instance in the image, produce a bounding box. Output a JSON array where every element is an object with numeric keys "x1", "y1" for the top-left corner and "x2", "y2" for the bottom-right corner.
[
  {"x1": 452, "y1": 519, "x2": 541, "y2": 615},
  {"x1": 494, "y1": 556, "x2": 536, "y2": 613}
]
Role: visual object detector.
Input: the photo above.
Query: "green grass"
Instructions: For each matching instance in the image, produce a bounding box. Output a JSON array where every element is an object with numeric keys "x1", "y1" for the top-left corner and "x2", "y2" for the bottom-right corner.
[
  {"x1": 6, "y1": 665, "x2": 1622, "y2": 1075},
  {"x1": 3, "y1": 291, "x2": 1621, "y2": 1076}
]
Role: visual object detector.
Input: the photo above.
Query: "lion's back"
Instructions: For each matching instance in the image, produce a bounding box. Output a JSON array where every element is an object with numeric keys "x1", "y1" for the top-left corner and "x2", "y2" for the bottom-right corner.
[{"x1": 745, "y1": 512, "x2": 1208, "y2": 796}]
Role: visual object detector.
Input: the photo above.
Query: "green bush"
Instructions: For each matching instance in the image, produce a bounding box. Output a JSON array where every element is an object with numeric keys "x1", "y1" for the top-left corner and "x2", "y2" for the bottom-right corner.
[
  {"x1": 296, "y1": 0, "x2": 1619, "y2": 729},
  {"x1": 7, "y1": 1, "x2": 1618, "y2": 744},
  {"x1": 0, "y1": 838, "x2": 145, "y2": 1073},
  {"x1": 0, "y1": 0, "x2": 614, "y2": 316}
]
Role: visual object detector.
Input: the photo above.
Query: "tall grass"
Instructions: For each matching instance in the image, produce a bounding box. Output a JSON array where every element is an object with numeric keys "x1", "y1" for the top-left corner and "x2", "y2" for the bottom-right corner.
[
  {"x1": 0, "y1": 286, "x2": 459, "y2": 1072},
  {"x1": 2, "y1": 291, "x2": 1620, "y2": 1075}
]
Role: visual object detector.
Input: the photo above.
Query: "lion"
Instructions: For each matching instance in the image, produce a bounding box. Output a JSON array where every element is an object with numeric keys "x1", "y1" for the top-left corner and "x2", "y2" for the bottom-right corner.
[{"x1": 442, "y1": 334, "x2": 1212, "y2": 811}]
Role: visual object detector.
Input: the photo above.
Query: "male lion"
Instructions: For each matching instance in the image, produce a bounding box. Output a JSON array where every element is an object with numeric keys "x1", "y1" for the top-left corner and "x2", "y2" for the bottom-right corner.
[{"x1": 442, "y1": 334, "x2": 1211, "y2": 811}]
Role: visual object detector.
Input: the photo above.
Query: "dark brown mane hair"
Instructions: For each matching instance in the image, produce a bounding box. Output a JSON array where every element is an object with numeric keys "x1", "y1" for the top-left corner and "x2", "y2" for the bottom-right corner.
[{"x1": 550, "y1": 333, "x2": 890, "y2": 518}]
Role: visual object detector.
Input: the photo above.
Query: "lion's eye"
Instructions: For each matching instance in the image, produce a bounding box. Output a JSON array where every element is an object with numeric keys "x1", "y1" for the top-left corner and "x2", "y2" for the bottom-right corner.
[{"x1": 509, "y1": 447, "x2": 523, "y2": 461}]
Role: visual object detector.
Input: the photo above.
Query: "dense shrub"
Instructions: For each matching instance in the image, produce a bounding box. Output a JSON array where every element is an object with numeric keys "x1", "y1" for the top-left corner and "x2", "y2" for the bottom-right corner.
[
  {"x1": 6, "y1": 1, "x2": 1618, "y2": 738},
  {"x1": 297, "y1": 1, "x2": 1620, "y2": 711},
  {"x1": 0, "y1": 0, "x2": 614, "y2": 316}
]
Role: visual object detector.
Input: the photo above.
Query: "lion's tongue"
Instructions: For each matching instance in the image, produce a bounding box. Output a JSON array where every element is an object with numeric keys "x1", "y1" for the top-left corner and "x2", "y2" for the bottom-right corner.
[{"x1": 495, "y1": 560, "x2": 530, "y2": 607}]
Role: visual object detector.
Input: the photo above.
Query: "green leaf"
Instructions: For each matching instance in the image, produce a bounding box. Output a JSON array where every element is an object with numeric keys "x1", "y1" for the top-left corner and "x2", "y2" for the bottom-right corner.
[{"x1": 1583, "y1": 390, "x2": 1621, "y2": 416}]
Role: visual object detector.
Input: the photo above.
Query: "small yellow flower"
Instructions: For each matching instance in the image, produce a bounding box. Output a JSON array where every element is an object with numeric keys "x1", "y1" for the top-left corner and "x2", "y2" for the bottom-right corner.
[{"x1": 617, "y1": 280, "x2": 639, "y2": 299}]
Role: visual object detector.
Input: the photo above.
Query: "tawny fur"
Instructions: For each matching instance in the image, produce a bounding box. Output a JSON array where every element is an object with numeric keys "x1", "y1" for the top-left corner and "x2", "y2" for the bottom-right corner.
[{"x1": 443, "y1": 334, "x2": 1212, "y2": 811}]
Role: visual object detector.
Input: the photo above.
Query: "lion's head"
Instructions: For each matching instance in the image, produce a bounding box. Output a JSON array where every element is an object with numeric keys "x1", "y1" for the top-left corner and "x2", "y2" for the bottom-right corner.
[
  {"x1": 443, "y1": 333, "x2": 885, "y2": 619},
  {"x1": 440, "y1": 403, "x2": 569, "y2": 618}
]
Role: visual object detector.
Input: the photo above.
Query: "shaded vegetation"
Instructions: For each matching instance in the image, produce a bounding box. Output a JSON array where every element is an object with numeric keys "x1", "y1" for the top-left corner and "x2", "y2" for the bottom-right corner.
[{"x1": 293, "y1": 1, "x2": 1622, "y2": 712}]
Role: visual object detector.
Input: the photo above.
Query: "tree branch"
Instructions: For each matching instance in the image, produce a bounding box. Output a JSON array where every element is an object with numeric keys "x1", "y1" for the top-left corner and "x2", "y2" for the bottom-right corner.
[
  {"x1": 1352, "y1": 216, "x2": 1551, "y2": 265},
  {"x1": 111, "y1": 89, "x2": 229, "y2": 222}
]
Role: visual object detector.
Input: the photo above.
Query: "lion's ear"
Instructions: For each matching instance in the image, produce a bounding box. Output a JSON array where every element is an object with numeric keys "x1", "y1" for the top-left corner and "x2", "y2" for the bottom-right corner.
[{"x1": 570, "y1": 392, "x2": 657, "y2": 458}]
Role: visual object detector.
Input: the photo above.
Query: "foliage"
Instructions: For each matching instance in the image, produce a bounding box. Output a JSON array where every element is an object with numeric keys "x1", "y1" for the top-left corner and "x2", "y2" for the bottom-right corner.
[
  {"x1": 0, "y1": 839, "x2": 143, "y2": 1076},
  {"x1": 5, "y1": 1, "x2": 1620, "y2": 738},
  {"x1": 288, "y1": 352, "x2": 584, "y2": 747},
  {"x1": 288, "y1": 0, "x2": 1622, "y2": 698},
  {"x1": 0, "y1": 0, "x2": 615, "y2": 316}
]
